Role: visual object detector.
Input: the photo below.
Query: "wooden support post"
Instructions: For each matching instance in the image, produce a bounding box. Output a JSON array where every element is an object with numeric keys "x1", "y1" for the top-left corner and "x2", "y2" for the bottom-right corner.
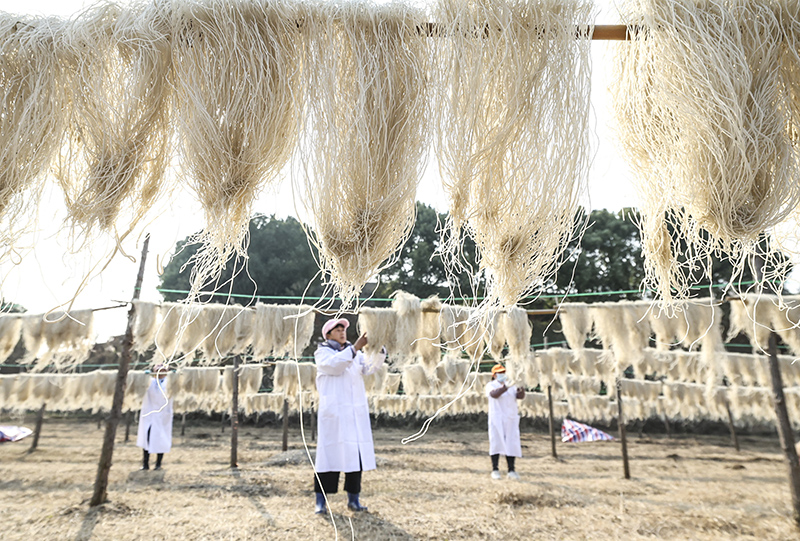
[
  {"x1": 616, "y1": 380, "x2": 631, "y2": 480},
  {"x1": 230, "y1": 356, "x2": 240, "y2": 469},
  {"x1": 768, "y1": 332, "x2": 800, "y2": 528},
  {"x1": 97, "y1": 413, "x2": 102, "y2": 430},
  {"x1": 725, "y1": 397, "x2": 740, "y2": 452},
  {"x1": 181, "y1": 412, "x2": 186, "y2": 437},
  {"x1": 547, "y1": 385, "x2": 557, "y2": 459},
  {"x1": 28, "y1": 402, "x2": 46, "y2": 453},
  {"x1": 662, "y1": 415, "x2": 671, "y2": 439},
  {"x1": 124, "y1": 412, "x2": 131, "y2": 443},
  {"x1": 221, "y1": 411, "x2": 226, "y2": 433},
  {"x1": 90, "y1": 234, "x2": 149, "y2": 507},
  {"x1": 281, "y1": 398, "x2": 290, "y2": 452}
]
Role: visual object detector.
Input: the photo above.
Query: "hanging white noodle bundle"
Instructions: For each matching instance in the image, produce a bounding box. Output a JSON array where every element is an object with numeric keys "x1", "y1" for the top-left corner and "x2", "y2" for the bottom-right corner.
[
  {"x1": 296, "y1": 1, "x2": 431, "y2": 308},
  {"x1": 171, "y1": 0, "x2": 304, "y2": 298},
  {"x1": 0, "y1": 314, "x2": 21, "y2": 363},
  {"x1": 559, "y1": 303, "x2": 591, "y2": 350},
  {"x1": 59, "y1": 1, "x2": 173, "y2": 242},
  {"x1": 0, "y1": 14, "x2": 71, "y2": 254},
  {"x1": 357, "y1": 307, "x2": 398, "y2": 359},
  {"x1": 132, "y1": 301, "x2": 160, "y2": 352},
  {"x1": 501, "y1": 306, "x2": 531, "y2": 360},
  {"x1": 416, "y1": 296, "x2": 443, "y2": 369},
  {"x1": 252, "y1": 304, "x2": 315, "y2": 359},
  {"x1": 433, "y1": 0, "x2": 593, "y2": 308},
  {"x1": 392, "y1": 291, "x2": 422, "y2": 361},
  {"x1": 613, "y1": 0, "x2": 799, "y2": 303},
  {"x1": 23, "y1": 310, "x2": 95, "y2": 370}
]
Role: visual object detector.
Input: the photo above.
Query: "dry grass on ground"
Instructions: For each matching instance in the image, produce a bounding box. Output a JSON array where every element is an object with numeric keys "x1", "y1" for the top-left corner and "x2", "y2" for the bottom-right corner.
[{"x1": 0, "y1": 416, "x2": 796, "y2": 540}]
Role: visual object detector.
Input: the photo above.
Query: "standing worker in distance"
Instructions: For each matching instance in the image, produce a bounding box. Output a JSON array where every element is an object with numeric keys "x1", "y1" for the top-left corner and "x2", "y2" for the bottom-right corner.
[
  {"x1": 137, "y1": 364, "x2": 173, "y2": 471},
  {"x1": 313, "y1": 317, "x2": 386, "y2": 515},
  {"x1": 486, "y1": 364, "x2": 525, "y2": 480}
]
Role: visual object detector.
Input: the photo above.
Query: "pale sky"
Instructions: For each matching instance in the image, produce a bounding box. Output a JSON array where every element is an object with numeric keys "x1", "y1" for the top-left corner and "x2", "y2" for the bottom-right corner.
[{"x1": 0, "y1": 0, "x2": 638, "y2": 339}]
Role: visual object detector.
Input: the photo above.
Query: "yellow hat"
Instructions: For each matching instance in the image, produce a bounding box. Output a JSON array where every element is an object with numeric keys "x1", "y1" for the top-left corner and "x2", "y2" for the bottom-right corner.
[{"x1": 491, "y1": 364, "x2": 506, "y2": 375}]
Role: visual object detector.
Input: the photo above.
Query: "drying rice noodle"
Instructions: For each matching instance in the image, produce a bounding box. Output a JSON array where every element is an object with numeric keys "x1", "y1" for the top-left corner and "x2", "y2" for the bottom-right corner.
[
  {"x1": 59, "y1": 1, "x2": 172, "y2": 243},
  {"x1": 565, "y1": 376, "x2": 601, "y2": 397},
  {"x1": 23, "y1": 310, "x2": 95, "y2": 370},
  {"x1": 0, "y1": 14, "x2": 71, "y2": 255},
  {"x1": 401, "y1": 364, "x2": 431, "y2": 396},
  {"x1": 252, "y1": 304, "x2": 315, "y2": 359},
  {"x1": 728, "y1": 294, "x2": 800, "y2": 355},
  {"x1": 383, "y1": 372, "x2": 401, "y2": 395},
  {"x1": 613, "y1": 0, "x2": 799, "y2": 304},
  {"x1": 439, "y1": 304, "x2": 469, "y2": 351},
  {"x1": 358, "y1": 307, "x2": 398, "y2": 358},
  {"x1": 272, "y1": 360, "x2": 313, "y2": 397},
  {"x1": 588, "y1": 302, "x2": 650, "y2": 376},
  {"x1": 0, "y1": 374, "x2": 16, "y2": 405},
  {"x1": 559, "y1": 303, "x2": 591, "y2": 350},
  {"x1": 392, "y1": 291, "x2": 422, "y2": 361},
  {"x1": 243, "y1": 392, "x2": 285, "y2": 416},
  {"x1": 502, "y1": 307, "x2": 531, "y2": 361},
  {"x1": 172, "y1": 0, "x2": 303, "y2": 299},
  {"x1": 296, "y1": 1, "x2": 431, "y2": 308},
  {"x1": 362, "y1": 364, "x2": 387, "y2": 395},
  {"x1": 434, "y1": 0, "x2": 593, "y2": 308},
  {"x1": 416, "y1": 296, "x2": 443, "y2": 369},
  {"x1": 199, "y1": 304, "x2": 241, "y2": 362},
  {"x1": 132, "y1": 301, "x2": 160, "y2": 352},
  {"x1": 0, "y1": 314, "x2": 21, "y2": 364}
]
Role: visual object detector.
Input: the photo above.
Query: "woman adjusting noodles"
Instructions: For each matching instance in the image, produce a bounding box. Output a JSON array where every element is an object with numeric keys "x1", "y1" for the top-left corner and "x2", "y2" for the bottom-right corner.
[{"x1": 313, "y1": 317, "x2": 386, "y2": 514}]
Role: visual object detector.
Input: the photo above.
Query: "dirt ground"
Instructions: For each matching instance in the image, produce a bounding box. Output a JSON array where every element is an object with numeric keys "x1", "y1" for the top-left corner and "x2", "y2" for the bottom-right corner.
[{"x1": 0, "y1": 415, "x2": 797, "y2": 540}]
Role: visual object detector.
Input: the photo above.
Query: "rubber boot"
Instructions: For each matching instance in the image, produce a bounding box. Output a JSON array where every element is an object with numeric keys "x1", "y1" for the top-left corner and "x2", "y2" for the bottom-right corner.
[
  {"x1": 347, "y1": 492, "x2": 367, "y2": 512},
  {"x1": 315, "y1": 492, "x2": 327, "y2": 515},
  {"x1": 141, "y1": 450, "x2": 150, "y2": 471},
  {"x1": 154, "y1": 453, "x2": 164, "y2": 471}
]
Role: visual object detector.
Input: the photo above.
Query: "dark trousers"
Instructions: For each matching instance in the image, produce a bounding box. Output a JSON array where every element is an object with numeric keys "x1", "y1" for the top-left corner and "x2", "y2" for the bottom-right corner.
[
  {"x1": 143, "y1": 427, "x2": 164, "y2": 468},
  {"x1": 142, "y1": 449, "x2": 163, "y2": 468},
  {"x1": 491, "y1": 454, "x2": 516, "y2": 472},
  {"x1": 314, "y1": 470, "x2": 362, "y2": 495}
]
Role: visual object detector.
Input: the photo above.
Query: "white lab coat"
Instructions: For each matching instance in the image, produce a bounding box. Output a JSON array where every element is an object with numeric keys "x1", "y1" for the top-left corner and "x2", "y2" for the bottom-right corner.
[
  {"x1": 486, "y1": 380, "x2": 522, "y2": 457},
  {"x1": 314, "y1": 340, "x2": 385, "y2": 473},
  {"x1": 137, "y1": 377, "x2": 173, "y2": 454}
]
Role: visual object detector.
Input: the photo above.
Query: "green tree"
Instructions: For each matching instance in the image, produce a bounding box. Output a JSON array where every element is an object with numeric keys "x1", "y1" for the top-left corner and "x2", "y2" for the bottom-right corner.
[
  {"x1": 375, "y1": 202, "x2": 480, "y2": 299},
  {"x1": 553, "y1": 208, "x2": 645, "y2": 300},
  {"x1": 160, "y1": 214, "x2": 322, "y2": 302}
]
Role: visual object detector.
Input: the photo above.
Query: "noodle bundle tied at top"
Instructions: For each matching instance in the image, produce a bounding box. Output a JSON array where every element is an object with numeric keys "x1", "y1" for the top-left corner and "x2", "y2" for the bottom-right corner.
[
  {"x1": 296, "y1": 0, "x2": 431, "y2": 308},
  {"x1": 434, "y1": 0, "x2": 594, "y2": 308}
]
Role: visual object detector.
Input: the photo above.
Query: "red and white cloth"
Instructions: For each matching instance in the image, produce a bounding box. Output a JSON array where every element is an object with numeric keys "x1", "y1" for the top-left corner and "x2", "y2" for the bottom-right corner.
[
  {"x1": 561, "y1": 419, "x2": 614, "y2": 443},
  {"x1": 0, "y1": 426, "x2": 33, "y2": 443}
]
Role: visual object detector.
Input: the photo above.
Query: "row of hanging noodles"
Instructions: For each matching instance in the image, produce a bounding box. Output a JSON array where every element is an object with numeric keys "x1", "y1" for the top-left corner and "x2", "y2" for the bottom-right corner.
[
  {"x1": 613, "y1": 0, "x2": 800, "y2": 305},
  {"x1": 434, "y1": 0, "x2": 593, "y2": 310},
  {"x1": 131, "y1": 301, "x2": 315, "y2": 364},
  {"x1": 728, "y1": 294, "x2": 800, "y2": 354},
  {"x1": 0, "y1": 365, "x2": 264, "y2": 414},
  {"x1": 558, "y1": 300, "x2": 724, "y2": 385},
  {"x1": 0, "y1": 0, "x2": 597, "y2": 315},
  {"x1": 0, "y1": 310, "x2": 95, "y2": 370}
]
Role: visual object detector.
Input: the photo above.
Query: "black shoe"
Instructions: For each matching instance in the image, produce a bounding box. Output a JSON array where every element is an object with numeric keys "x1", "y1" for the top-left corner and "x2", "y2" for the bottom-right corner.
[
  {"x1": 140, "y1": 465, "x2": 149, "y2": 471},
  {"x1": 154, "y1": 465, "x2": 162, "y2": 471}
]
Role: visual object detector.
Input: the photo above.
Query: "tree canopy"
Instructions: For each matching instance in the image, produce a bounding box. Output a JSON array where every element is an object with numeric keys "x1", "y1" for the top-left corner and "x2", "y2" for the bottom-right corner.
[
  {"x1": 160, "y1": 205, "x2": 786, "y2": 304},
  {"x1": 160, "y1": 214, "x2": 322, "y2": 302}
]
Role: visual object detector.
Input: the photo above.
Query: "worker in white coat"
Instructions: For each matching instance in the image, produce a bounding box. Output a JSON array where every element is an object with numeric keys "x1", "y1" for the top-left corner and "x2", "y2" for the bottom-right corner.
[
  {"x1": 137, "y1": 365, "x2": 173, "y2": 471},
  {"x1": 486, "y1": 364, "x2": 524, "y2": 480},
  {"x1": 313, "y1": 317, "x2": 386, "y2": 515}
]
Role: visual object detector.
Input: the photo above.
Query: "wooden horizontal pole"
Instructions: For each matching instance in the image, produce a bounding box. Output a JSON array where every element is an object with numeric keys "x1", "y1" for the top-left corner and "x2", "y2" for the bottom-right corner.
[{"x1": 418, "y1": 22, "x2": 632, "y2": 41}]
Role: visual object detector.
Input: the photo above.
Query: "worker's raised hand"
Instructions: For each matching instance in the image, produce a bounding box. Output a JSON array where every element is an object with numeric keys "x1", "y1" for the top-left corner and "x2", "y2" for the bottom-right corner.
[{"x1": 353, "y1": 333, "x2": 368, "y2": 352}]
